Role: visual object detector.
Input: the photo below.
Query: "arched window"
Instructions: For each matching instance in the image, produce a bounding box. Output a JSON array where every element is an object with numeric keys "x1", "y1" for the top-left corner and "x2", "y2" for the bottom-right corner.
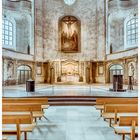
[
  {"x1": 2, "y1": 18, "x2": 16, "y2": 50},
  {"x1": 126, "y1": 18, "x2": 138, "y2": 45},
  {"x1": 124, "y1": 16, "x2": 138, "y2": 49},
  {"x1": 64, "y1": 0, "x2": 76, "y2": 5},
  {"x1": 109, "y1": 64, "x2": 123, "y2": 83}
]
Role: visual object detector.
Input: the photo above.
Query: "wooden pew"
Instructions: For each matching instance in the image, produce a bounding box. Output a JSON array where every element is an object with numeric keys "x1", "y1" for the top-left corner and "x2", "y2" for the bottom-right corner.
[
  {"x1": 95, "y1": 98, "x2": 138, "y2": 117},
  {"x1": 102, "y1": 104, "x2": 138, "y2": 127},
  {"x1": 2, "y1": 97, "x2": 50, "y2": 110},
  {"x1": 3, "y1": 103, "x2": 43, "y2": 122},
  {"x1": 2, "y1": 136, "x2": 8, "y2": 140},
  {"x1": 3, "y1": 97, "x2": 49, "y2": 120},
  {"x1": 131, "y1": 120, "x2": 137, "y2": 140},
  {"x1": 2, "y1": 112, "x2": 35, "y2": 140},
  {"x1": 113, "y1": 116, "x2": 138, "y2": 140}
]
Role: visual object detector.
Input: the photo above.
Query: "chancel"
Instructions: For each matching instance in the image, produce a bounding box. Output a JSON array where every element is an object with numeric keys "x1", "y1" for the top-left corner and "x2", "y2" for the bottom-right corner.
[{"x1": 2, "y1": 0, "x2": 138, "y2": 140}]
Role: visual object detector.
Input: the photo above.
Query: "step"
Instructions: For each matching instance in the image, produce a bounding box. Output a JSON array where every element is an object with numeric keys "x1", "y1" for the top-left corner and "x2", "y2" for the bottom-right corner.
[
  {"x1": 48, "y1": 97, "x2": 96, "y2": 106},
  {"x1": 49, "y1": 101, "x2": 96, "y2": 106},
  {"x1": 48, "y1": 98, "x2": 96, "y2": 102}
]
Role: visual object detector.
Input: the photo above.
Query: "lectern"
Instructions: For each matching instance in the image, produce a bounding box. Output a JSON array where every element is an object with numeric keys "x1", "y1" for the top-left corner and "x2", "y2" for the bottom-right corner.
[
  {"x1": 109, "y1": 75, "x2": 126, "y2": 92},
  {"x1": 26, "y1": 79, "x2": 35, "y2": 92},
  {"x1": 113, "y1": 75, "x2": 123, "y2": 91}
]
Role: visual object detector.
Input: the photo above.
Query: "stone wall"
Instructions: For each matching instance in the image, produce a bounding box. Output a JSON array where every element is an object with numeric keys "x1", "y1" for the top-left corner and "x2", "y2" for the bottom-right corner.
[
  {"x1": 2, "y1": 0, "x2": 138, "y2": 85},
  {"x1": 105, "y1": 55, "x2": 138, "y2": 85},
  {"x1": 2, "y1": 57, "x2": 35, "y2": 86},
  {"x1": 34, "y1": 0, "x2": 106, "y2": 61},
  {"x1": 2, "y1": 0, "x2": 34, "y2": 55},
  {"x1": 106, "y1": 0, "x2": 138, "y2": 54}
]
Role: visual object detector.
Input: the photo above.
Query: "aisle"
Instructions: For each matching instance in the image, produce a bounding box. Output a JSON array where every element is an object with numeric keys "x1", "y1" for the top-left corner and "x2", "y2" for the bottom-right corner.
[{"x1": 6, "y1": 106, "x2": 127, "y2": 140}]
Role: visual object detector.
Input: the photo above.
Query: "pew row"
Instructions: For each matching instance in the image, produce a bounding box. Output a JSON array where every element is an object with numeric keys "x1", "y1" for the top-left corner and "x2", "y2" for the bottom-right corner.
[
  {"x1": 3, "y1": 103, "x2": 44, "y2": 122},
  {"x1": 102, "y1": 104, "x2": 138, "y2": 127},
  {"x1": 113, "y1": 116, "x2": 138, "y2": 140},
  {"x1": 2, "y1": 112, "x2": 35, "y2": 140},
  {"x1": 2, "y1": 97, "x2": 50, "y2": 110},
  {"x1": 95, "y1": 98, "x2": 138, "y2": 117}
]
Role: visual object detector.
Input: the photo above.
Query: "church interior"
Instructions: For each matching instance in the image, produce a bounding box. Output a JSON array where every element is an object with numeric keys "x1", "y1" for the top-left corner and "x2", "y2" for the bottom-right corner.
[{"x1": 2, "y1": 0, "x2": 138, "y2": 140}]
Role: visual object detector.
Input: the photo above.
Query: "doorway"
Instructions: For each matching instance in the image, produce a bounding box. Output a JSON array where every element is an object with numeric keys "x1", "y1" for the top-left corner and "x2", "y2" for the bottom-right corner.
[{"x1": 17, "y1": 65, "x2": 32, "y2": 84}]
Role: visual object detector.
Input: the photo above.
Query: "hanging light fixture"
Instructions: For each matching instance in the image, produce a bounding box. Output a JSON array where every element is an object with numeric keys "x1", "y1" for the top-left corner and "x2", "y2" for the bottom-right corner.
[{"x1": 64, "y1": 0, "x2": 76, "y2": 6}]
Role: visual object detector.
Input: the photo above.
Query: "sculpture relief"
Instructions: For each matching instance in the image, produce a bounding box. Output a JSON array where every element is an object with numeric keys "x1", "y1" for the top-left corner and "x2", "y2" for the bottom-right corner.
[
  {"x1": 7, "y1": 61, "x2": 14, "y2": 79},
  {"x1": 129, "y1": 63, "x2": 135, "y2": 77},
  {"x1": 59, "y1": 16, "x2": 80, "y2": 52}
]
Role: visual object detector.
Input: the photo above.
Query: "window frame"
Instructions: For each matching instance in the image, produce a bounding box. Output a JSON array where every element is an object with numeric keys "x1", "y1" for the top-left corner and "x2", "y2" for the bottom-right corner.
[
  {"x1": 124, "y1": 15, "x2": 138, "y2": 50},
  {"x1": 2, "y1": 17, "x2": 16, "y2": 50}
]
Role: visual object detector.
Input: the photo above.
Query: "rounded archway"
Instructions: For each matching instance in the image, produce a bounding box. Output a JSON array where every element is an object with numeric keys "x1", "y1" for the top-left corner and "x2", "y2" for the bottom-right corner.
[
  {"x1": 17, "y1": 65, "x2": 32, "y2": 84},
  {"x1": 109, "y1": 64, "x2": 123, "y2": 83}
]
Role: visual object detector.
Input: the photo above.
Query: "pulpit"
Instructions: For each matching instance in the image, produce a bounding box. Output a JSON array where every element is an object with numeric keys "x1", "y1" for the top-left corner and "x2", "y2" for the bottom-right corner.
[
  {"x1": 109, "y1": 75, "x2": 126, "y2": 92},
  {"x1": 26, "y1": 79, "x2": 35, "y2": 92},
  {"x1": 113, "y1": 75, "x2": 123, "y2": 91}
]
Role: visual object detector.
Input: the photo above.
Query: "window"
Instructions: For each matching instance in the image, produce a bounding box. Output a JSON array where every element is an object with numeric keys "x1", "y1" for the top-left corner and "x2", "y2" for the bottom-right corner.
[
  {"x1": 2, "y1": 19, "x2": 13, "y2": 46},
  {"x1": 126, "y1": 18, "x2": 138, "y2": 46},
  {"x1": 64, "y1": 0, "x2": 76, "y2": 5},
  {"x1": 124, "y1": 16, "x2": 138, "y2": 49},
  {"x1": 2, "y1": 18, "x2": 16, "y2": 50}
]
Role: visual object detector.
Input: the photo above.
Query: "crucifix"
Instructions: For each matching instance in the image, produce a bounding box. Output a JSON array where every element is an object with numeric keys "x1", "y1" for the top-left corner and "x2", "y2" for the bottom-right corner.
[{"x1": 62, "y1": 16, "x2": 77, "y2": 38}]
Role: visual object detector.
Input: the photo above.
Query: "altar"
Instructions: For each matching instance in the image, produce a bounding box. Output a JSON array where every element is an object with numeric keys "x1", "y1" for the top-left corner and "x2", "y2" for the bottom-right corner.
[{"x1": 61, "y1": 74, "x2": 79, "y2": 82}]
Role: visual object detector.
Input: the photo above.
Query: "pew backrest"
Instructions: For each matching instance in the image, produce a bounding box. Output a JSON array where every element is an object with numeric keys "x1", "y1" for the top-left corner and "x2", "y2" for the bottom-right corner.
[
  {"x1": 119, "y1": 116, "x2": 138, "y2": 126},
  {"x1": 2, "y1": 113, "x2": 32, "y2": 124},
  {"x1": 96, "y1": 98, "x2": 138, "y2": 105},
  {"x1": 2, "y1": 113, "x2": 33, "y2": 140},
  {"x1": 2, "y1": 98, "x2": 48, "y2": 105},
  {"x1": 2, "y1": 103, "x2": 42, "y2": 112},
  {"x1": 104, "y1": 104, "x2": 138, "y2": 113}
]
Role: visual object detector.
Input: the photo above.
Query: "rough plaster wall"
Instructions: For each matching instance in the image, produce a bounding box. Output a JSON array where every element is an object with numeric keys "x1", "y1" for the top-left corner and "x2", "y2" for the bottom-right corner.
[
  {"x1": 3, "y1": 1, "x2": 33, "y2": 55},
  {"x1": 16, "y1": 21, "x2": 26, "y2": 53},
  {"x1": 34, "y1": 0, "x2": 43, "y2": 60},
  {"x1": 34, "y1": 0, "x2": 106, "y2": 61},
  {"x1": 110, "y1": 20, "x2": 124, "y2": 52},
  {"x1": 96, "y1": 0, "x2": 106, "y2": 60},
  {"x1": 107, "y1": 1, "x2": 138, "y2": 54},
  {"x1": 3, "y1": 59, "x2": 15, "y2": 81},
  {"x1": 16, "y1": 14, "x2": 31, "y2": 53}
]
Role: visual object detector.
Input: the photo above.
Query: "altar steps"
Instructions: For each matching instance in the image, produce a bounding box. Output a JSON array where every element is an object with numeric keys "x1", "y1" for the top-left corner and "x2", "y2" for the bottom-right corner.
[
  {"x1": 46, "y1": 95, "x2": 135, "y2": 106},
  {"x1": 48, "y1": 96, "x2": 96, "y2": 106}
]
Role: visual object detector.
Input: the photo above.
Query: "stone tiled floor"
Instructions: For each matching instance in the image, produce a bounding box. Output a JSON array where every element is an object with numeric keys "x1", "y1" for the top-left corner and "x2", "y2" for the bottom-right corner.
[
  {"x1": 4, "y1": 106, "x2": 135, "y2": 140},
  {"x1": 2, "y1": 84, "x2": 138, "y2": 140},
  {"x1": 2, "y1": 84, "x2": 138, "y2": 97}
]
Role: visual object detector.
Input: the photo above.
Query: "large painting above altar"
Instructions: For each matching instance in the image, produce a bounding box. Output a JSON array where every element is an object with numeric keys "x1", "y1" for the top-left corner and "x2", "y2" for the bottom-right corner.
[{"x1": 59, "y1": 16, "x2": 81, "y2": 53}]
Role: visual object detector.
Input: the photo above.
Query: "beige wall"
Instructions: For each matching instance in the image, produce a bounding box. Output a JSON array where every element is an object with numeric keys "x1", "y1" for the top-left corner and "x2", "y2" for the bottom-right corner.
[{"x1": 2, "y1": 0, "x2": 138, "y2": 85}]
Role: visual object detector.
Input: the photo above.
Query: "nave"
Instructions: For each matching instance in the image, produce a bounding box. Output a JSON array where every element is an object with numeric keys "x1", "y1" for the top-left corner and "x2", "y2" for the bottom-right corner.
[{"x1": 3, "y1": 106, "x2": 135, "y2": 140}]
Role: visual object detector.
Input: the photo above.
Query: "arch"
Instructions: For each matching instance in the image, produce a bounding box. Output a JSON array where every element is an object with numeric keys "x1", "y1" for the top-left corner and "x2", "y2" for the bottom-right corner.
[
  {"x1": 17, "y1": 65, "x2": 32, "y2": 70},
  {"x1": 64, "y1": 0, "x2": 76, "y2": 5},
  {"x1": 109, "y1": 64, "x2": 124, "y2": 83},
  {"x1": 17, "y1": 65, "x2": 32, "y2": 84},
  {"x1": 58, "y1": 15, "x2": 81, "y2": 22}
]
